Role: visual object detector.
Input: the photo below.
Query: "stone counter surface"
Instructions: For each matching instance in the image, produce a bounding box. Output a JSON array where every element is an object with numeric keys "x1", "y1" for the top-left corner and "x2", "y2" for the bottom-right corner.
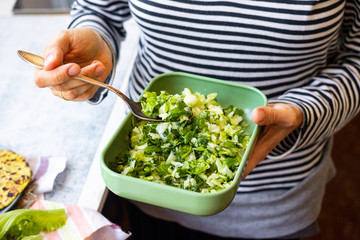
[{"x1": 0, "y1": 14, "x2": 138, "y2": 208}]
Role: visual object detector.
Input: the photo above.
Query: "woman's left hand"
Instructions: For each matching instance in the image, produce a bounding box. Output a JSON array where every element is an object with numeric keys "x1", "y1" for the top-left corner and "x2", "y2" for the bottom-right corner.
[{"x1": 242, "y1": 103, "x2": 303, "y2": 179}]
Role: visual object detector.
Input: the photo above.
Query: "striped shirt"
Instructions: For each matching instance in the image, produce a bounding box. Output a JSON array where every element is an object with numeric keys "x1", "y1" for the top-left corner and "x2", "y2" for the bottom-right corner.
[{"x1": 69, "y1": 0, "x2": 360, "y2": 193}]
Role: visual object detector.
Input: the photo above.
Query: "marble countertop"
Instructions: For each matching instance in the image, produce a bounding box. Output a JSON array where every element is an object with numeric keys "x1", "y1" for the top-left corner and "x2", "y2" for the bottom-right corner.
[{"x1": 0, "y1": 13, "x2": 139, "y2": 210}]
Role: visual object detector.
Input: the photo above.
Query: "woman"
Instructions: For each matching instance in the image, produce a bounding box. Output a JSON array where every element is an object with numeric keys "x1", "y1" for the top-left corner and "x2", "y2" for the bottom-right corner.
[{"x1": 34, "y1": 0, "x2": 360, "y2": 239}]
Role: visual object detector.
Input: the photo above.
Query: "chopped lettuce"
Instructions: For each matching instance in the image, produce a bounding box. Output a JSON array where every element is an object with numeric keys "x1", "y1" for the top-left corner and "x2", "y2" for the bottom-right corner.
[
  {"x1": 110, "y1": 88, "x2": 249, "y2": 193},
  {"x1": 141, "y1": 90, "x2": 192, "y2": 121}
]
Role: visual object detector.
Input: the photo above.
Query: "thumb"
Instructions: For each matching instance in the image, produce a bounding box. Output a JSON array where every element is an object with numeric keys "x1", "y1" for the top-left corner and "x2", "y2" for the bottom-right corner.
[
  {"x1": 43, "y1": 30, "x2": 73, "y2": 70},
  {"x1": 252, "y1": 104, "x2": 292, "y2": 126},
  {"x1": 43, "y1": 48, "x2": 64, "y2": 71}
]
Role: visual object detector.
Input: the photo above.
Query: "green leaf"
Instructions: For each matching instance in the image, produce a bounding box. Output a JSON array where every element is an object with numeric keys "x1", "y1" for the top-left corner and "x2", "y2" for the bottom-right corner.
[
  {"x1": 0, "y1": 209, "x2": 67, "y2": 240},
  {"x1": 144, "y1": 145, "x2": 162, "y2": 155}
]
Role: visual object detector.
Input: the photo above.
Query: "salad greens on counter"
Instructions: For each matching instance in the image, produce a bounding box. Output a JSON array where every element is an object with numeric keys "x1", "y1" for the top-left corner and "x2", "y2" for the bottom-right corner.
[{"x1": 109, "y1": 88, "x2": 250, "y2": 193}]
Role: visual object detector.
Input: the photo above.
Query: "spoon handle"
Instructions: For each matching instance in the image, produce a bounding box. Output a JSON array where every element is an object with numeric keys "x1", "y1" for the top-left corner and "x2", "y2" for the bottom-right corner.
[{"x1": 75, "y1": 74, "x2": 132, "y2": 105}]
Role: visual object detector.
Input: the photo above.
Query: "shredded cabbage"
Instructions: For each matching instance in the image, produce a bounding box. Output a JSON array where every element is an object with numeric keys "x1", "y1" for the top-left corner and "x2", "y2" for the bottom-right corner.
[{"x1": 109, "y1": 88, "x2": 250, "y2": 193}]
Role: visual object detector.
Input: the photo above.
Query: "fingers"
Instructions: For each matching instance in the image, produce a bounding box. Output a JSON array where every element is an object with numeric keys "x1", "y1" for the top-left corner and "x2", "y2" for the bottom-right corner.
[
  {"x1": 52, "y1": 89, "x2": 69, "y2": 101},
  {"x1": 242, "y1": 125, "x2": 283, "y2": 179},
  {"x1": 33, "y1": 28, "x2": 113, "y2": 102},
  {"x1": 48, "y1": 61, "x2": 106, "y2": 101},
  {"x1": 252, "y1": 104, "x2": 303, "y2": 129},
  {"x1": 82, "y1": 60, "x2": 106, "y2": 79},
  {"x1": 242, "y1": 103, "x2": 304, "y2": 179},
  {"x1": 50, "y1": 84, "x2": 97, "y2": 102},
  {"x1": 34, "y1": 63, "x2": 81, "y2": 88},
  {"x1": 252, "y1": 104, "x2": 282, "y2": 126}
]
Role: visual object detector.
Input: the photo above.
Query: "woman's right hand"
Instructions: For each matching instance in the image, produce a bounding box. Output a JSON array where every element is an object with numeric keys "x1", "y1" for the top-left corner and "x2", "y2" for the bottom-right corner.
[{"x1": 34, "y1": 27, "x2": 113, "y2": 101}]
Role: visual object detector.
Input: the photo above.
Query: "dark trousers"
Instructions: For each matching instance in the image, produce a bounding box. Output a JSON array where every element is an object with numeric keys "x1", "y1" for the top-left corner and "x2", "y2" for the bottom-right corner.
[
  {"x1": 102, "y1": 191, "x2": 300, "y2": 240},
  {"x1": 126, "y1": 202, "x2": 299, "y2": 240}
]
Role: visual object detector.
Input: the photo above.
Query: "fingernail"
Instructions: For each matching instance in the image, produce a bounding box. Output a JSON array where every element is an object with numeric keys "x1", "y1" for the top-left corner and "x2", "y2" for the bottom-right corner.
[
  {"x1": 95, "y1": 65, "x2": 105, "y2": 77},
  {"x1": 45, "y1": 54, "x2": 54, "y2": 67},
  {"x1": 258, "y1": 110, "x2": 265, "y2": 122},
  {"x1": 68, "y1": 65, "x2": 80, "y2": 77}
]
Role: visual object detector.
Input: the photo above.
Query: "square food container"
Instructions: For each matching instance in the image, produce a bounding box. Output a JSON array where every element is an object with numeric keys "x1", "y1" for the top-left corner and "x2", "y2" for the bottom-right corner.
[{"x1": 101, "y1": 72, "x2": 267, "y2": 216}]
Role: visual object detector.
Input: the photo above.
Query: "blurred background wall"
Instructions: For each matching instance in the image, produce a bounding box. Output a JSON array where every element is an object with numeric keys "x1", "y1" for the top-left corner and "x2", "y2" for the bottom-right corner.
[{"x1": 303, "y1": 114, "x2": 360, "y2": 240}]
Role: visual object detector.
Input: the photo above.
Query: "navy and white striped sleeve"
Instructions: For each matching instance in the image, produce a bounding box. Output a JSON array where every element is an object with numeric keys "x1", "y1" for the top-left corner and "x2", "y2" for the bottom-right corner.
[
  {"x1": 68, "y1": 0, "x2": 132, "y2": 104},
  {"x1": 269, "y1": 0, "x2": 360, "y2": 158}
]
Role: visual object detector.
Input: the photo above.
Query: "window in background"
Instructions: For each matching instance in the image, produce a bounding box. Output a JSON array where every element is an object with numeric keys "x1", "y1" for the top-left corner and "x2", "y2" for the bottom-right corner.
[{"x1": 13, "y1": 0, "x2": 74, "y2": 14}]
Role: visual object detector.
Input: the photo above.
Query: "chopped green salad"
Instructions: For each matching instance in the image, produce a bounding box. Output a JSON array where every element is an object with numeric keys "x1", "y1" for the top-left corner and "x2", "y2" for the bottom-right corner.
[{"x1": 109, "y1": 88, "x2": 250, "y2": 193}]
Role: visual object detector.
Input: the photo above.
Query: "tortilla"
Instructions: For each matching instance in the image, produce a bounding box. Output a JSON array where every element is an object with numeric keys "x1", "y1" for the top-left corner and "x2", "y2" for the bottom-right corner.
[{"x1": 0, "y1": 150, "x2": 31, "y2": 210}]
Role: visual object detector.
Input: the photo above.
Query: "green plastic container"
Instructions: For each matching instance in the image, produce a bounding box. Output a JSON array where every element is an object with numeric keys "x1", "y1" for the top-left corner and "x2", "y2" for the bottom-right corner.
[{"x1": 101, "y1": 72, "x2": 267, "y2": 216}]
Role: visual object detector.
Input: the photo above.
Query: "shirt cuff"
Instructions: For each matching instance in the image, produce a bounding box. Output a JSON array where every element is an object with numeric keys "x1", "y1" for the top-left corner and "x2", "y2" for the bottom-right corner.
[{"x1": 87, "y1": 31, "x2": 117, "y2": 104}]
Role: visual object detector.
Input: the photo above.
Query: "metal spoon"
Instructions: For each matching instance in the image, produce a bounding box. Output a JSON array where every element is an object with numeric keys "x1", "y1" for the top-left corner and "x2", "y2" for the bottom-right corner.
[{"x1": 17, "y1": 50, "x2": 162, "y2": 122}]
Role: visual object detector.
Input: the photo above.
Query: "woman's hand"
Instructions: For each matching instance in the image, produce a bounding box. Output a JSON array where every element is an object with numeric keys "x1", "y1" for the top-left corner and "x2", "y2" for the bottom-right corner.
[
  {"x1": 34, "y1": 27, "x2": 113, "y2": 101},
  {"x1": 242, "y1": 103, "x2": 303, "y2": 179}
]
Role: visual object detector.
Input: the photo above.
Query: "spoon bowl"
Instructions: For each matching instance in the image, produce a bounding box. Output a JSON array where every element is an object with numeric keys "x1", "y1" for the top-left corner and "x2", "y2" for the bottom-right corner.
[{"x1": 17, "y1": 50, "x2": 162, "y2": 122}]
